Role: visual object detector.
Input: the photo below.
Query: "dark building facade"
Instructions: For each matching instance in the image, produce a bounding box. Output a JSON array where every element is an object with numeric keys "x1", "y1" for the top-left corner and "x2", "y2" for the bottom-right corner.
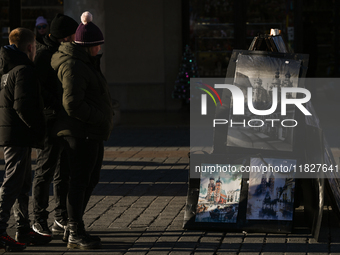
[
  {"x1": 189, "y1": 0, "x2": 340, "y2": 78},
  {"x1": 1, "y1": 0, "x2": 339, "y2": 111}
]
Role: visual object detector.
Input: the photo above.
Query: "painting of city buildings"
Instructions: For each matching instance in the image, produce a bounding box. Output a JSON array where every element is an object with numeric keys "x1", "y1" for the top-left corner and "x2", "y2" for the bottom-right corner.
[
  {"x1": 195, "y1": 164, "x2": 242, "y2": 223},
  {"x1": 227, "y1": 54, "x2": 302, "y2": 152},
  {"x1": 246, "y1": 158, "x2": 296, "y2": 221}
]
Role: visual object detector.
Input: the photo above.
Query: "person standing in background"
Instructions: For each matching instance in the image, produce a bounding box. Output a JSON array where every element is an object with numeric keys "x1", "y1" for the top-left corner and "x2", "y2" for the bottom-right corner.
[
  {"x1": 32, "y1": 13, "x2": 79, "y2": 238},
  {"x1": 0, "y1": 28, "x2": 48, "y2": 251},
  {"x1": 51, "y1": 11, "x2": 113, "y2": 249},
  {"x1": 35, "y1": 16, "x2": 48, "y2": 45}
]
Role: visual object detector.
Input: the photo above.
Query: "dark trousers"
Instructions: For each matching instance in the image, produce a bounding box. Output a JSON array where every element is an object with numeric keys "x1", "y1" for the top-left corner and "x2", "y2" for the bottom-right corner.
[
  {"x1": 32, "y1": 133, "x2": 69, "y2": 222},
  {"x1": 0, "y1": 147, "x2": 31, "y2": 232},
  {"x1": 62, "y1": 136, "x2": 103, "y2": 225}
]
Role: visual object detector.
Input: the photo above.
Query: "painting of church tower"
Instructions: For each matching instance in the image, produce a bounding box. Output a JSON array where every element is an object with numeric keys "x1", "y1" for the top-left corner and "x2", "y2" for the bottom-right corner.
[
  {"x1": 228, "y1": 54, "x2": 301, "y2": 152},
  {"x1": 247, "y1": 157, "x2": 296, "y2": 221},
  {"x1": 260, "y1": 171, "x2": 275, "y2": 195},
  {"x1": 268, "y1": 68, "x2": 293, "y2": 102},
  {"x1": 196, "y1": 166, "x2": 243, "y2": 223},
  {"x1": 268, "y1": 172, "x2": 275, "y2": 194},
  {"x1": 204, "y1": 175, "x2": 240, "y2": 204},
  {"x1": 206, "y1": 177, "x2": 215, "y2": 200},
  {"x1": 215, "y1": 177, "x2": 222, "y2": 203},
  {"x1": 282, "y1": 70, "x2": 293, "y2": 98},
  {"x1": 252, "y1": 77, "x2": 268, "y2": 108}
]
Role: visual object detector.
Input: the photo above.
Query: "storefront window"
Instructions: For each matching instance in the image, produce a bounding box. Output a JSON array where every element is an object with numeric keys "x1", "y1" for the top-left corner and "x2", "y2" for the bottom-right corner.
[
  {"x1": 189, "y1": 0, "x2": 339, "y2": 78},
  {"x1": 302, "y1": 0, "x2": 335, "y2": 77},
  {"x1": 189, "y1": 0, "x2": 234, "y2": 77},
  {"x1": 189, "y1": 0, "x2": 293, "y2": 77}
]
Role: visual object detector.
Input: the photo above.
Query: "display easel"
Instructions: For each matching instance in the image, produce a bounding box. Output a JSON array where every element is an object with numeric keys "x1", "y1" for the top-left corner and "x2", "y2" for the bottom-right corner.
[
  {"x1": 246, "y1": 28, "x2": 325, "y2": 240},
  {"x1": 248, "y1": 28, "x2": 287, "y2": 52},
  {"x1": 184, "y1": 29, "x2": 333, "y2": 241}
]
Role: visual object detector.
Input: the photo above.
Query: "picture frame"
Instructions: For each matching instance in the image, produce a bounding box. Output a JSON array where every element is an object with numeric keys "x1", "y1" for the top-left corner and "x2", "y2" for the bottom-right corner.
[
  {"x1": 246, "y1": 157, "x2": 297, "y2": 222},
  {"x1": 213, "y1": 50, "x2": 309, "y2": 157},
  {"x1": 184, "y1": 153, "x2": 300, "y2": 233},
  {"x1": 185, "y1": 48, "x2": 325, "y2": 239}
]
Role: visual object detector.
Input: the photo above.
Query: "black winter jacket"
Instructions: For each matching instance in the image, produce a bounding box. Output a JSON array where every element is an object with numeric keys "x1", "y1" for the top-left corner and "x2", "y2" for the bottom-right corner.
[
  {"x1": 34, "y1": 35, "x2": 62, "y2": 120},
  {"x1": 0, "y1": 45, "x2": 45, "y2": 148},
  {"x1": 51, "y1": 42, "x2": 114, "y2": 141}
]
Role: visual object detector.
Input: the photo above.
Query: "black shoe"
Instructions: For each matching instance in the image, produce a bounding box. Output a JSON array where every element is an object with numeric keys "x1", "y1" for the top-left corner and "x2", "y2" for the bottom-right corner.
[
  {"x1": 52, "y1": 219, "x2": 67, "y2": 236},
  {"x1": 66, "y1": 223, "x2": 101, "y2": 249},
  {"x1": 63, "y1": 222, "x2": 101, "y2": 243},
  {"x1": 15, "y1": 228, "x2": 52, "y2": 246},
  {"x1": 0, "y1": 232, "x2": 26, "y2": 252},
  {"x1": 63, "y1": 228, "x2": 101, "y2": 243},
  {"x1": 32, "y1": 219, "x2": 52, "y2": 236}
]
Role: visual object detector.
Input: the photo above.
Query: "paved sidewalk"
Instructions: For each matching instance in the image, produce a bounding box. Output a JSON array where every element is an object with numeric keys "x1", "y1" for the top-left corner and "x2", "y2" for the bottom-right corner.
[
  {"x1": 0, "y1": 86, "x2": 340, "y2": 254},
  {"x1": 0, "y1": 126, "x2": 337, "y2": 255}
]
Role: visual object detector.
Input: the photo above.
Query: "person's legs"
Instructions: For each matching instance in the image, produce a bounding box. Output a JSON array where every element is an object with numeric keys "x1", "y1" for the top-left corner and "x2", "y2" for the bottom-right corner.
[
  {"x1": 53, "y1": 148, "x2": 69, "y2": 221},
  {"x1": 62, "y1": 136, "x2": 101, "y2": 249},
  {"x1": 51, "y1": 147, "x2": 70, "y2": 235},
  {"x1": 0, "y1": 146, "x2": 30, "y2": 251},
  {"x1": 63, "y1": 137, "x2": 100, "y2": 224},
  {"x1": 0, "y1": 147, "x2": 31, "y2": 231},
  {"x1": 79, "y1": 141, "x2": 103, "y2": 242},
  {"x1": 62, "y1": 141, "x2": 103, "y2": 242},
  {"x1": 3, "y1": 147, "x2": 53, "y2": 245},
  {"x1": 32, "y1": 134, "x2": 61, "y2": 224},
  {"x1": 12, "y1": 150, "x2": 32, "y2": 232},
  {"x1": 32, "y1": 121, "x2": 69, "y2": 236},
  {"x1": 82, "y1": 141, "x2": 103, "y2": 215}
]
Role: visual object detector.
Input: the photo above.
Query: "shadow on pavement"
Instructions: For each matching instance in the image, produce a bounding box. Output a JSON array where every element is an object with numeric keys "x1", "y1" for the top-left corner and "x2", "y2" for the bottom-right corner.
[
  {"x1": 105, "y1": 127, "x2": 189, "y2": 147},
  {"x1": 102, "y1": 160, "x2": 188, "y2": 167}
]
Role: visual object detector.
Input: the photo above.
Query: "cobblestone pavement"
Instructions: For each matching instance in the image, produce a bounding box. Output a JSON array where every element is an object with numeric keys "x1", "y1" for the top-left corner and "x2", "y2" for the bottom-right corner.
[
  {"x1": 0, "y1": 126, "x2": 337, "y2": 255},
  {"x1": 0, "y1": 86, "x2": 340, "y2": 254}
]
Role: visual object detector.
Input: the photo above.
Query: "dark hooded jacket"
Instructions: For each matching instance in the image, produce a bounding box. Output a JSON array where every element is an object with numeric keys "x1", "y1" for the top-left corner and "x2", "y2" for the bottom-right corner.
[
  {"x1": 0, "y1": 45, "x2": 45, "y2": 148},
  {"x1": 51, "y1": 42, "x2": 114, "y2": 141},
  {"x1": 34, "y1": 35, "x2": 62, "y2": 120}
]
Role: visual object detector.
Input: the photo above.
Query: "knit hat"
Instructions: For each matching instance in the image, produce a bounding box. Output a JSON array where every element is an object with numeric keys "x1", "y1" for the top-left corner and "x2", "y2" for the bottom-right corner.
[
  {"x1": 35, "y1": 16, "x2": 48, "y2": 26},
  {"x1": 50, "y1": 13, "x2": 79, "y2": 39},
  {"x1": 74, "y1": 11, "x2": 104, "y2": 46}
]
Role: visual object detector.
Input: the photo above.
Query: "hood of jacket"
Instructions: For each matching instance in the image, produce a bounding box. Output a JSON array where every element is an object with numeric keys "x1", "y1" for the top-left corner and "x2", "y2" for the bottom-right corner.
[
  {"x1": 0, "y1": 45, "x2": 34, "y2": 75},
  {"x1": 51, "y1": 42, "x2": 93, "y2": 72},
  {"x1": 36, "y1": 34, "x2": 60, "y2": 54},
  {"x1": 44, "y1": 35, "x2": 60, "y2": 50}
]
